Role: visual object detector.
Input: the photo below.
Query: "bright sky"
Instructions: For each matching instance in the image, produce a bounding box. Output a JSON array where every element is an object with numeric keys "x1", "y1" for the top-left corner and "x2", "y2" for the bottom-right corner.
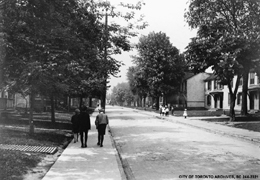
[{"x1": 107, "y1": 0, "x2": 197, "y2": 93}]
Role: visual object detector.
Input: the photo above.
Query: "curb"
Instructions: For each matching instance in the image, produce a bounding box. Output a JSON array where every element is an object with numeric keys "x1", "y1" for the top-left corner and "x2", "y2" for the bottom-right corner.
[
  {"x1": 108, "y1": 125, "x2": 136, "y2": 180},
  {"x1": 107, "y1": 125, "x2": 128, "y2": 180}
]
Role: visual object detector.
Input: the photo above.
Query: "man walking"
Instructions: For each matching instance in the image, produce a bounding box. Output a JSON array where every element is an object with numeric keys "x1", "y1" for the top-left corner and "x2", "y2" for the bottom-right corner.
[
  {"x1": 79, "y1": 106, "x2": 91, "y2": 148},
  {"x1": 95, "y1": 109, "x2": 109, "y2": 147},
  {"x1": 71, "y1": 109, "x2": 80, "y2": 143}
]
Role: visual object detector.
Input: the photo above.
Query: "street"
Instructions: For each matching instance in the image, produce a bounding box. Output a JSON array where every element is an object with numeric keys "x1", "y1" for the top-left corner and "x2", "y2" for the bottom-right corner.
[{"x1": 106, "y1": 106, "x2": 260, "y2": 180}]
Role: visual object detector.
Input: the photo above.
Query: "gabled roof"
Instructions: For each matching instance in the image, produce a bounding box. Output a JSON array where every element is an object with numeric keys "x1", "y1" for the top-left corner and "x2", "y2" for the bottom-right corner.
[
  {"x1": 204, "y1": 73, "x2": 217, "y2": 81},
  {"x1": 183, "y1": 72, "x2": 195, "y2": 80}
]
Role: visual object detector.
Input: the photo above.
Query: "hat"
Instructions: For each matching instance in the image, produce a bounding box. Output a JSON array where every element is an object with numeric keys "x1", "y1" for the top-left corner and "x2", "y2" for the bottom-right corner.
[
  {"x1": 75, "y1": 109, "x2": 80, "y2": 113},
  {"x1": 99, "y1": 108, "x2": 104, "y2": 112},
  {"x1": 81, "y1": 106, "x2": 87, "y2": 111}
]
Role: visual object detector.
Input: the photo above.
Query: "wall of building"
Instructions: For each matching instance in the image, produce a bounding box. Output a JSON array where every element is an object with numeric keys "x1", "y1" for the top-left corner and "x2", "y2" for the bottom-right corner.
[
  {"x1": 187, "y1": 73, "x2": 210, "y2": 107},
  {"x1": 207, "y1": 73, "x2": 260, "y2": 111}
]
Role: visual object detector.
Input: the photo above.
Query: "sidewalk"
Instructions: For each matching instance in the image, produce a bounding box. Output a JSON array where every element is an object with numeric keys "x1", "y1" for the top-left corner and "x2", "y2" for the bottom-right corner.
[
  {"x1": 42, "y1": 110, "x2": 125, "y2": 180},
  {"x1": 131, "y1": 107, "x2": 260, "y2": 145}
]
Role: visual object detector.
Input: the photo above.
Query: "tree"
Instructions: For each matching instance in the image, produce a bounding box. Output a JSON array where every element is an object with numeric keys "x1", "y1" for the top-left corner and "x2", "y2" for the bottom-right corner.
[
  {"x1": 2, "y1": 0, "x2": 102, "y2": 129},
  {"x1": 110, "y1": 82, "x2": 134, "y2": 106},
  {"x1": 185, "y1": 0, "x2": 260, "y2": 120},
  {"x1": 132, "y1": 31, "x2": 185, "y2": 109},
  {"x1": 127, "y1": 66, "x2": 149, "y2": 107},
  {"x1": 95, "y1": 0, "x2": 148, "y2": 109}
]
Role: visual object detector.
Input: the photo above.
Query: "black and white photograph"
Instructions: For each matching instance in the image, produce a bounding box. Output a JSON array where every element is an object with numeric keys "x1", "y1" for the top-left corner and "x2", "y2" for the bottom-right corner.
[{"x1": 0, "y1": 0, "x2": 260, "y2": 179}]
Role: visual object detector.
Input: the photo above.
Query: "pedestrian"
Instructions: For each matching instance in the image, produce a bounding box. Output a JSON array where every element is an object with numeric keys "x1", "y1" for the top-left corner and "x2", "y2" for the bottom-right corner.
[
  {"x1": 95, "y1": 108, "x2": 109, "y2": 147},
  {"x1": 79, "y1": 106, "x2": 91, "y2": 148},
  {"x1": 165, "y1": 106, "x2": 169, "y2": 116},
  {"x1": 71, "y1": 109, "x2": 80, "y2": 143},
  {"x1": 159, "y1": 105, "x2": 163, "y2": 116},
  {"x1": 171, "y1": 105, "x2": 175, "y2": 115},
  {"x1": 162, "y1": 105, "x2": 166, "y2": 116}
]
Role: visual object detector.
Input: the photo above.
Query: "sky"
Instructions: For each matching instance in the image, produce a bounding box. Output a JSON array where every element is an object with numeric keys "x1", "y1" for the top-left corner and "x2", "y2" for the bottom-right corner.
[{"x1": 107, "y1": 0, "x2": 197, "y2": 93}]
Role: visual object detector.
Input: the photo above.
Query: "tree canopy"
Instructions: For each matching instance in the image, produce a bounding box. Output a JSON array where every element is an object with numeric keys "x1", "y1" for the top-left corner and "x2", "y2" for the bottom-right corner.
[
  {"x1": 185, "y1": 0, "x2": 260, "y2": 120},
  {"x1": 1, "y1": 0, "x2": 147, "y2": 129},
  {"x1": 109, "y1": 82, "x2": 134, "y2": 106},
  {"x1": 1, "y1": 0, "x2": 147, "y2": 100},
  {"x1": 132, "y1": 31, "x2": 185, "y2": 100}
]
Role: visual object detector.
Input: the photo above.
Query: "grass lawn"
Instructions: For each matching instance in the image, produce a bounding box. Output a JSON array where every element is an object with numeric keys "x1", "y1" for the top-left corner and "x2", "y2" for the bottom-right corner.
[
  {"x1": 232, "y1": 122, "x2": 260, "y2": 132},
  {"x1": 0, "y1": 125, "x2": 72, "y2": 180},
  {"x1": 0, "y1": 109, "x2": 96, "y2": 180}
]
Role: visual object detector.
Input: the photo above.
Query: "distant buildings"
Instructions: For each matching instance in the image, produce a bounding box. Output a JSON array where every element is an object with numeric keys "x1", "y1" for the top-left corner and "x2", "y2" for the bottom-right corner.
[
  {"x1": 205, "y1": 72, "x2": 260, "y2": 112},
  {"x1": 161, "y1": 71, "x2": 259, "y2": 113}
]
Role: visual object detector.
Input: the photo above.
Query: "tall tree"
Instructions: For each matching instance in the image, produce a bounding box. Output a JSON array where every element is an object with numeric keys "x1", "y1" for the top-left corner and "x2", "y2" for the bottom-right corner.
[
  {"x1": 2, "y1": 0, "x2": 102, "y2": 128},
  {"x1": 132, "y1": 31, "x2": 185, "y2": 109},
  {"x1": 185, "y1": 0, "x2": 260, "y2": 120},
  {"x1": 127, "y1": 66, "x2": 149, "y2": 107}
]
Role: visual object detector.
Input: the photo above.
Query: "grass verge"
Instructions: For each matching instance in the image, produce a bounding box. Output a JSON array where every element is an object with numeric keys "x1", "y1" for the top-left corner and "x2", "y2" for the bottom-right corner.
[{"x1": 0, "y1": 126, "x2": 72, "y2": 180}]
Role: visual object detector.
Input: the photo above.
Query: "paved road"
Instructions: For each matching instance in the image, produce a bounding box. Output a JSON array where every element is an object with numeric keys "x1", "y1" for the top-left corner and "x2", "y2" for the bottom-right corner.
[{"x1": 107, "y1": 106, "x2": 260, "y2": 180}]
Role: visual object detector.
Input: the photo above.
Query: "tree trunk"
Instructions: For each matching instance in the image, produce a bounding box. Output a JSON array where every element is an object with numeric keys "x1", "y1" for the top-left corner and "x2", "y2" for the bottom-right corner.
[
  {"x1": 25, "y1": 98, "x2": 28, "y2": 114},
  {"x1": 50, "y1": 95, "x2": 55, "y2": 123},
  {"x1": 229, "y1": 96, "x2": 236, "y2": 122},
  {"x1": 156, "y1": 96, "x2": 160, "y2": 110},
  {"x1": 67, "y1": 96, "x2": 71, "y2": 112},
  {"x1": 79, "y1": 96, "x2": 83, "y2": 109},
  {"x1": 138, "y1": 96, "x2": 141, "y2": 107},
  {"x1": 228, "y1": 76, "x2": 240, "y2": 122},
  {"x1": 55, "y1": 97, "x2": 58, "y2": 109},
  {"x1": 163, "y1": 94, "x2": 166, "y2": 106},
  {"x1": 143, "y1": 96, "x2": 146, "y2": 108},
  {"x1": 29, "y1": 92, "x2": 35, "y2": 135},
  {"x1": 241, "y1": 72, "x2": 249, "y2": 115},
  {"x1": 89, "y1": 97, "x2": 92, "y2": 107}
]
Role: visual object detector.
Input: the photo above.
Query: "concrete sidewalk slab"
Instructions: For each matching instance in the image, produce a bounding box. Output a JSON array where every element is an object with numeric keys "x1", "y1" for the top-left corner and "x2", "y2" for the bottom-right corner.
[{"x1": 42, "y1": 111, "x2": 124, "y2": 180}]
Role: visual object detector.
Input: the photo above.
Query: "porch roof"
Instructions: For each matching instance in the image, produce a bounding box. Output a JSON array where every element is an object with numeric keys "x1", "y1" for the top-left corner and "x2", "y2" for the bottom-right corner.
[
  {"x1": 248, "y1": 85, "x2": 260, "y2": 92},
  {"x1": 209, "y1": 90, "x2": 223, "y2": 96},
  {"x1": 204, "y1": 74, "x2": 217, "y2": 81}
]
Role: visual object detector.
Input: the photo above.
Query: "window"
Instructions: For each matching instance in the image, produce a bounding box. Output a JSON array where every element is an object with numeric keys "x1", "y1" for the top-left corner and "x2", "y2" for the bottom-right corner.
[
  {"x1": 249, "y1": 72, "x2": 255, "y2": 85},
  {"x1": 208, "y1": 81, "x2": 211, "y2": 90},
  {"x1": 207, "y1": 95, "x2": 211, "y2": 106},
  {"x1": 217, "y1": 82, "x2": 223, "y2": 89},
  {"x1": 214, "y1": 80, "x2": 217, "y2": 89}
]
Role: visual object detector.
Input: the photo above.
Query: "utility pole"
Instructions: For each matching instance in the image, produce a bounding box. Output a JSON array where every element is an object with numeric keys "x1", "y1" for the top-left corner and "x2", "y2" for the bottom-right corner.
[{"x1": 101, "y1": 8, "x2": 108, "y2": 111}]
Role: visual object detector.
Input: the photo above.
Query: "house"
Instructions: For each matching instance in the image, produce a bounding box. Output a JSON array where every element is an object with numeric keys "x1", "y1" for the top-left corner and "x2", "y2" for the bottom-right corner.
[
  {"x1": 248, "y1": 72, "x2": 260, "y2": 111},
  {"x1": 0, "y1": 89, "x2": 14, "y2": 109},
  {"x1": 183, "y1": 72, "x2": 212, "y2": 108},
  {"x1": 204, "y1": 74, "x2": 224, "y2": 109},
  {"x1": 167, "y1": 72, "x2": 211, "y2": 108},
  {"x1": 204, "y1": 72, "x2": 260, "y2": 111}
]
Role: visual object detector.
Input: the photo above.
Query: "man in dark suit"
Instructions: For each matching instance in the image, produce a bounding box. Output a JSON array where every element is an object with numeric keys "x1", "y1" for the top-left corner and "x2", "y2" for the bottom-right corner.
[{"x1": 79, "y1": 106, "x2": 91, "y2": 148}]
